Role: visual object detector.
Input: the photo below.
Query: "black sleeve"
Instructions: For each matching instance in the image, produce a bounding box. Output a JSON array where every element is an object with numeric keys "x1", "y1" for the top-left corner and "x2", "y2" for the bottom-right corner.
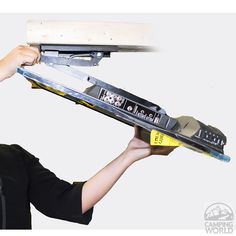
[{"x1": 11, "y1": 144, "x2": 93, "y2": 225}]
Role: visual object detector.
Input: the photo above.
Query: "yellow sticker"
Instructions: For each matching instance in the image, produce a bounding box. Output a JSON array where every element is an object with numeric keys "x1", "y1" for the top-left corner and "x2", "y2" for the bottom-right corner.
[{"x1": 150, "y1": 130, "x2": 182, "y2": 146}]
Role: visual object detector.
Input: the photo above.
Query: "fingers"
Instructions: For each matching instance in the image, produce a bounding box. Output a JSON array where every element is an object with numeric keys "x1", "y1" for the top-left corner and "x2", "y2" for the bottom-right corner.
[
  {"x1": 21, "y1": 55, "x2": 35, "y2": 66},
  {"x1": 129, "y1": 135, "x2": 150, "y2": 150},
  {"x1": 131, "y1": 126, "x2": 178, "y2": 157},
  {"x1": 29, "y1": 46, "x2": 41, "y2": 63},
  {"x1": 22, "y1": 48, "x2": 40, "y2": 64},
  {"x1": 0, "y1": 45, "x2": 41, "y2": 80},
  {"x1": 16, "y1": 45, "x2": 40, "y2": 66}
]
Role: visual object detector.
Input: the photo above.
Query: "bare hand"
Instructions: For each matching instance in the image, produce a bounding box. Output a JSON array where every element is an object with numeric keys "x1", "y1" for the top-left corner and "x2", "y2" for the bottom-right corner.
[
  {"x1": 0, "y1": 45, "x2": 40, "y2": 82},
  {"x1": 124, "y1": 126, "x2": 177, "y2": 163},
  {"x1": 81, "y1": 126, "x2": 177, "y2": 213}
]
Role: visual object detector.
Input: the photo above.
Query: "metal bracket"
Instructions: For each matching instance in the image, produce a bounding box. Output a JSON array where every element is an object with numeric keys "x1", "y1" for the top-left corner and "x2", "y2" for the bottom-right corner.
[{"x1": 41, "y1": 51, "x2": 105, "y2": 67}]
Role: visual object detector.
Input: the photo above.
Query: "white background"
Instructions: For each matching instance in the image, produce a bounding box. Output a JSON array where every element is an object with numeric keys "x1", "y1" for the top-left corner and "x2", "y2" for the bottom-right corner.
[{"x1": 0, "y1": 13, "x2": 235, "y2": 229}]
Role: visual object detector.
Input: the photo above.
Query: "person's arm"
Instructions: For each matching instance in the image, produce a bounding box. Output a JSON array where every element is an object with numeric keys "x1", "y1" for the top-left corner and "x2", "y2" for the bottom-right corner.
[
  {"x1": 2, "y1": 46, "x2": 176, "y2": 218},
  {"x1": 81, "y1": 126, "x2": 176, "y2": 213},
  {"x1": 0, "y1": 45, "x2": 40, "y2": 82}
]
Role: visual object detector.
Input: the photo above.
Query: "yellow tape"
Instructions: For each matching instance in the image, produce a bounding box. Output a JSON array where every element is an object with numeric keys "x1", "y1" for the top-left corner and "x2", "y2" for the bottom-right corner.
[
  {"x1": 44, "y1": 86, "x2": 66, "y2": 96},
  {"x1": 150, "y1": 130, "x2": 182, "y2": 146},
  {"x1": 30, "y1": 80, "x2": 94, "y2": 108},
  {"x1": 31, "y1": 82, "x2": 41, "y2": 89},
  {"x1": 30, "y1": 81, "x2": 66, "y2": 96},
  {"x1": 77, "y1": 100, "x2": 95, "y2": 108}
]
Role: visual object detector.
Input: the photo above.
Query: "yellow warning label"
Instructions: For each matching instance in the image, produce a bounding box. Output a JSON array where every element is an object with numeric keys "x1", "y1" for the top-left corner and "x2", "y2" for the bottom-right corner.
[{"x1": 150, "y1": 130, "x2": 182, "y2": 146}]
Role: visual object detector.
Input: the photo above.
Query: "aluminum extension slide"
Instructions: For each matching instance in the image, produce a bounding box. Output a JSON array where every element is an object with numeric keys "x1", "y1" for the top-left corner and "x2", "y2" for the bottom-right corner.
[
  {"x1": 17, "y1": 60, "x2": 230, "y2": 162},
  {"x1": 18, "y1": 20, "x2": 230, "y2": 162}
]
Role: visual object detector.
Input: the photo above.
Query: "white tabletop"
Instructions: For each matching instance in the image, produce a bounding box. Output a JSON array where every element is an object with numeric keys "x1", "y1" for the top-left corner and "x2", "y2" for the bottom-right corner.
[{"x1": 27, "y1": 21, "x2": 152, "y2": 52}]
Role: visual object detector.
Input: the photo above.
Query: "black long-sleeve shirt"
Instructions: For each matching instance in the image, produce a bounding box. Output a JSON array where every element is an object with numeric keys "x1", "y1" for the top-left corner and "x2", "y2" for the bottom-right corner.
[{"x1": 0, "y1": 144, "x2": 93, "y2": 229}]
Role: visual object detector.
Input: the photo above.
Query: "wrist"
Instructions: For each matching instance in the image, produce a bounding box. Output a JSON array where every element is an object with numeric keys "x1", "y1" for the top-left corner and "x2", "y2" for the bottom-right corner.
[
  {"x1": 0, "y1": 59, "x2": 12, "y2": 81},
  {"x1": 119, "y1": 149, "x2": 137, "y2": 166}
]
